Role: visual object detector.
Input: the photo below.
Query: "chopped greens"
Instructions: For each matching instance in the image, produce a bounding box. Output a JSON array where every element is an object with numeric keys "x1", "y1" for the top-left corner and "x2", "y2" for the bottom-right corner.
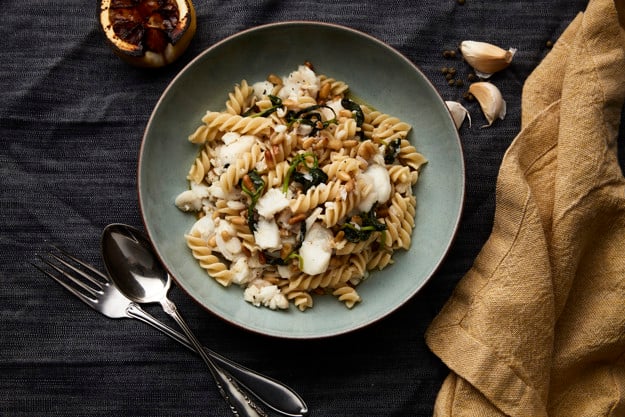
[
  {"x1": 243, "y1": 95, "x2": 283, "y2": 118},
  {"x1": 263, "y1": 251, "x2": 287, "y2": 265},
  {"x1": 297, "y1": 221, "x2": 306, "y2": 249},
  {"x1": 257, "y1": 95, "x2": 283, "y2": 117},
  {"x1": 240, "y1": 170, "x2": 266, "y2": 231},
  {"x1": 291, "y1": 169, "x2": 328, "y2": 193},
  {"x1": 341, "y1": 203, "x2": 387, "y2": 243},
  {"x1": 384, "y1": 138, "x2": 402, "y2": 164},
  {"x1": 281, "y1": 152, "x2": 328, "y2": 193},
  {"x1": 341, "y1": 98, "x2": 365, "y2": 139},
  {"x1": 286, "y1": 104, "x2": 337, "y2": 135},
  {"x1": 263, "y1": 251, "x2": 304, "y2": 270}
]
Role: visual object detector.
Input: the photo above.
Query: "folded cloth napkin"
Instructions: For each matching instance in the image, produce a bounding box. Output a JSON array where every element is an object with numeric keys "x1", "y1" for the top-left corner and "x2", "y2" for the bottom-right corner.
[{"x1": 425, "y1": 0, "x2": 625, "y2": 415}]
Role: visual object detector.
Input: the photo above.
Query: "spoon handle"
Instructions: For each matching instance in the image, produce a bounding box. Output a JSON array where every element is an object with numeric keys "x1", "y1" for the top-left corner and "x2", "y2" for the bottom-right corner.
[
  {"x1": 162, "y1": 298, "x2": 268, "y2": 417},
  {"x1": 125, "y1": 303, "x2": 308, "y2": 416}
]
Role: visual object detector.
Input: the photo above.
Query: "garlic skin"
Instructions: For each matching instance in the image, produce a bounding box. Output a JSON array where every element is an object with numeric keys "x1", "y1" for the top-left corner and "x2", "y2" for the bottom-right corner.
[
  {"x1": 468, "y1": 82, "x2": 506, "y2": 127},
  {"x1": 460, "y1": 41, "x2": 516, "y2": 78},
  {"x1": 445, "y1": 101, "x2": 471, "y2": 129}
]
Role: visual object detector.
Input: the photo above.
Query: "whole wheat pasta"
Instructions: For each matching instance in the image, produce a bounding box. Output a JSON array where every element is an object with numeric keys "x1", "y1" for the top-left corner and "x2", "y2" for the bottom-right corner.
[{"x1": 174, "y1": 64, "x2": 427, "y2": 311}]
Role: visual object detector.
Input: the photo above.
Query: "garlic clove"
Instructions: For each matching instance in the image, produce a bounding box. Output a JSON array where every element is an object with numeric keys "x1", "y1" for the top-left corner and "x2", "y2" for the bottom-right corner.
[
  {"x1": 460, "y1": 41, "x2": 516, "y2": 78},
  {"x1": 468, "y1": 82, "x2": 506, "y2": 127},
  {"x1": 445, "y1": 101, "x2": 471, "y2": 129}
]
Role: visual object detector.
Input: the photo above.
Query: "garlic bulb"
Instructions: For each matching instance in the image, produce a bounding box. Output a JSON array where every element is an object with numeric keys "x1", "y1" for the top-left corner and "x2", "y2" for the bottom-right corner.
[
  {"x1": 460, "y1": 41, "x2": 516, "y2": 78},
  {"x1": 468, "y1": 82, "x2": 506, "y2": 127},
  {"x1": 445, "y1": 101, "x2": 471, "y2": 129}
]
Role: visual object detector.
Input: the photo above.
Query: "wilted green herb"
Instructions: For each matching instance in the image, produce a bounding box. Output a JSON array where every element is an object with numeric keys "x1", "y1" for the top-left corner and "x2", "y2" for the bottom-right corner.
[
  {"x1": 384, "y1": 138, "x2": 402, "y2": 164},
  {"x1": 240, "y1": 170, "x2": 266, "y2": 231},
  {"x1": 341, "y1": 203, "x2": 387, "y2": 243},
  {"x1": 286, "y1": 104, "x2": 337, "y2": 135},
  {"x1": 243, "y1": 95, "x2": 283, "y2": 117},
  {"x1": 340, "y1": 98, "x2": 364, "y2": 127},
  {"x1": 281, "y1": 152, "x2": 328, "y2": 193},
  {"x1": 291, "y1": 169, "x2": 328, "y2": 193},
  {"x1": 263, "y1": 248, "x2": 304, "y2": 269}
]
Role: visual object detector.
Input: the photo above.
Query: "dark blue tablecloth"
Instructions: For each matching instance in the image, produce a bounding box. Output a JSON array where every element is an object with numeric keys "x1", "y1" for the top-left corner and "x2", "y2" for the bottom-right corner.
[{"x1": 3, "y1": 1, "x2": 621, "y2": 416}]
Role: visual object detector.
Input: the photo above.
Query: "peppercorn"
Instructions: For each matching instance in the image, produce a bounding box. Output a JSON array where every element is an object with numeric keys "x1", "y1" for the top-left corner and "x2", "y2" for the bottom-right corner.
[{"x1": 442, "y1": 49, "x2": 457, "y2": 59}]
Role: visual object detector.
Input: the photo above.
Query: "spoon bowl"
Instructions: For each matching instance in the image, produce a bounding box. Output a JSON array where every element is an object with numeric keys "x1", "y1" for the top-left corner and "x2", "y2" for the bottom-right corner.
[{"x1": 101, "y1": 224, "x2": 170, "y2": 303}]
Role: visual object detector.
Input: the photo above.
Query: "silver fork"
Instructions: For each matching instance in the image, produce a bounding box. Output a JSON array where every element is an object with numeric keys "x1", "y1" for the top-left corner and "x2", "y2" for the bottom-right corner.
[{"x1": 33, "y1": 247, "x2": 308, "y2": 417}]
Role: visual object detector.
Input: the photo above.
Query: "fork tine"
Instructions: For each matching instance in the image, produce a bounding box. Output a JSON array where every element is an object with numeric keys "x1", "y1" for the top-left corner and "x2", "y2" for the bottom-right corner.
[
  {"x1": 50, "y1": 245, "x2": 110, "y2": 283},
  {"x1": 32, "y1": 260, "x2": 99, "y2": 307},
  {"x1": 34, "y1": 246, "x2": 110, "y2": 302},
  {"x1": 40, "y1": 254, "x2": 104, "y2": 295},
  {"x1": 46, "y1": 251, "x2": 107, "y2": 292}
]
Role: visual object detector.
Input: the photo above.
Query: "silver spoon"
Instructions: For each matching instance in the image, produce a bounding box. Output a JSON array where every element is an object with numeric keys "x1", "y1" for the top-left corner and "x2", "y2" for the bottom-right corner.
[{"x1": 101, "y1": 223, "x2": 296, "y2": 417}]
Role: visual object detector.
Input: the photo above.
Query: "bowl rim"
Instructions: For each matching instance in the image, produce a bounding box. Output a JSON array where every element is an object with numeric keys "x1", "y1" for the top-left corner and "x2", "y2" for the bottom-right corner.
[{"x1": 138, "y1": 20, "x2": 465, "y2": 338}]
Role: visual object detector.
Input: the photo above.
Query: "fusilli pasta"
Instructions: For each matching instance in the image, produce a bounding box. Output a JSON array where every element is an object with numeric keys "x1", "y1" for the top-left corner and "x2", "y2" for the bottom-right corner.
[{"x1": 175, "y1": 63, "x2": 427, "y2": 311}]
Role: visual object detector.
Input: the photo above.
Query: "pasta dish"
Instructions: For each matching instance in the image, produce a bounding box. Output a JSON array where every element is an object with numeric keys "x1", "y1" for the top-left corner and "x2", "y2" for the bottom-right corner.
[{"x1": 175, "y1": 63, "x2": 427, "y2": 311}]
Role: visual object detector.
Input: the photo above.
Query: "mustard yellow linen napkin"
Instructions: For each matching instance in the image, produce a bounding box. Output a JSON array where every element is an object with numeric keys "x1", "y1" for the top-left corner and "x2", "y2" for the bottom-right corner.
[{"x1": 425, "y1": 0, "x2": 625, "y2": 415}]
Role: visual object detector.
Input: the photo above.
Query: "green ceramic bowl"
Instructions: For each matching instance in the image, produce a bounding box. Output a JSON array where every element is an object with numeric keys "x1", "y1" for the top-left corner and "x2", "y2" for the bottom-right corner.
[{"x1": 139, "y1": 22, "x2": 464, "y2": 339}]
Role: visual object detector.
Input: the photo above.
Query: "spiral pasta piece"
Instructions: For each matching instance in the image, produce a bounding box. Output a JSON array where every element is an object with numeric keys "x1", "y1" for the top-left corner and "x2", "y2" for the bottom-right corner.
[
  {"x1": 292, "y1": 95, "x2": 318, "y2": 109},
  {"x1": 289, "y1": 180, "x2": 344, "y2": 214},
  {"x1": 382, "y1": 192, "x2": 415, "y2": 250},
  {"x1": 202, "y1": 111, "x2": 274, "y2": 136},
  {"x1": 321, "y1": 154, "x2": 366, "y2": 182},
  {"x1": 332, "y1": 286, "x2": 361, "y2": 309},
  {"x1": 286, "y1": 264, "x2": 358, "y2": 292},
  {"x1": 185, "y1": 232, "x2": 214, "y2": 264},
  {"x1": 225, "y1": 80, "x2": 254, "y2": 115},
  {"x1": 318, "y1": 75, "x2": 349, "y2": 98},
  {"x1": 187, "y1": 145, "x2": 213, "y2": 184},
  {"x1": 283, "y1": 288, "x2": 314, "y2": 311},
  {"x1": 386, "y1": 165, "x2": 414, "y2": 195},
  {"x1": 318, "y1": 125, "x2": 359, "y2": 153},
  {"x1": 334, "y1": 117, "x2": 359, "y2": 141},
  {"x1": 255, "y1": 98, "x2": 275, "y2": 112},
  {"x1": 185, "y1": 233, "x2": 234, "y2": 286},
  {"x1": 268, "y1": 132, "x2": 295, "y2": 164},
  {"x1": 262, "y1": 160, "x2": 290, "y2": 188},
  {"x1": 365, "y1": 248, "x2": 394, "y2": 271},
  {"x1": 398, "y1": 139, "x2": 428, "y2": 171},
  {"x1": 320, "y1": 179, "x2": 371, "y2": 227},
  {"x1": 188, "y1": 123, "x2": 221, "y2": 144},
  {"x1": 361, "y1": 109, "x2": 411, "y2": 143}
]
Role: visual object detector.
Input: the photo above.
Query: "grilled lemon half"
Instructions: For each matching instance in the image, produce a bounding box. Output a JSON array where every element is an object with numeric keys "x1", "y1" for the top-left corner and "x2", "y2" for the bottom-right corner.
[{"x1": 99, "y1": 0, "x2": 196, "y2": 68}]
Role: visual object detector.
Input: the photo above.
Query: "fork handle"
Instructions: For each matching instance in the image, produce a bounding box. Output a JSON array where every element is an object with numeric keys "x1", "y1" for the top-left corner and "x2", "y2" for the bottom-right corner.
[
  {"x1": 125, "y1": 302, "x2": 308, "y2": 417},
  {"x1": 161, "y1": 298, "x2": 267, "y2": 417}
]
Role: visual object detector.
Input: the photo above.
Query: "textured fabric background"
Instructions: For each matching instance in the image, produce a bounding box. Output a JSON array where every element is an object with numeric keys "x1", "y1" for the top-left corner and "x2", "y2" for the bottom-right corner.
[{"x1": 2, "y1": 1, "x2": 622, "y2": 416}]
